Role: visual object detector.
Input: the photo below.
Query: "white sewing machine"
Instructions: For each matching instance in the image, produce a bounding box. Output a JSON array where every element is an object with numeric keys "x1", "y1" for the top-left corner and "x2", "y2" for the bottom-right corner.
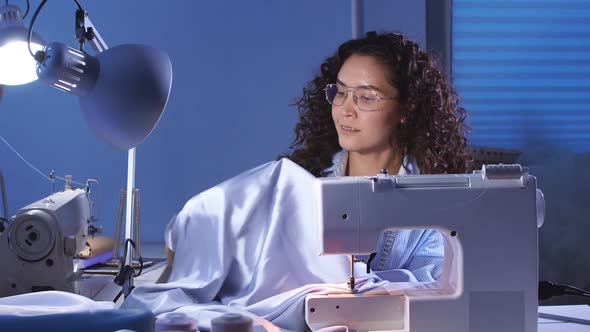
[
  {"x1": 305, "y1": 164, "x2": 545, "y2": 332},
  {"x1": 0, "y1": 188, "x2": 92, "y2": 297}
]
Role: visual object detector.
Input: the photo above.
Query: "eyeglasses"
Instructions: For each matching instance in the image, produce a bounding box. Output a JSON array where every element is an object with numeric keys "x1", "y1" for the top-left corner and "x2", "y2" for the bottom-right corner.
[{"x1": 324, "y1": 83, "x2": 398, "y2": 112}]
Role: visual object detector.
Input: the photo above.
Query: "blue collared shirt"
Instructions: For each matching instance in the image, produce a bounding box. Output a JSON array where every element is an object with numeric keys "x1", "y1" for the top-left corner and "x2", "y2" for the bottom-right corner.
[{"x1": 321, "y1": 150, "x2": 444, "y2": 282}]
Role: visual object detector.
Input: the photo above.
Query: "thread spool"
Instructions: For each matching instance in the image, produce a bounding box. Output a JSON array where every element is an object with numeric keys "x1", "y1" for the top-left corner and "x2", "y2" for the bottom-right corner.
[
  {"x1": 155, "y1": 312, "x2": 198, "y2": 332},
  {"x1": 210, "y1": 313, "x2": 253, "y2": 332}
]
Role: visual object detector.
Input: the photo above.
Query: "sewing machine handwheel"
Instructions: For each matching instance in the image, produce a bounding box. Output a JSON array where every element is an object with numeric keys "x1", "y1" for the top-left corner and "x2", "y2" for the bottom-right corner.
[{"x1": 8, "y1": 210, "x2": 56, "y2": 261}]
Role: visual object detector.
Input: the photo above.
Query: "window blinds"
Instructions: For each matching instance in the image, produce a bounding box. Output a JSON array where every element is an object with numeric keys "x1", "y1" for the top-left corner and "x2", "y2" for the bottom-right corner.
[{"x1": 452, "y1": 0, "x2": 590, "y2": 152}]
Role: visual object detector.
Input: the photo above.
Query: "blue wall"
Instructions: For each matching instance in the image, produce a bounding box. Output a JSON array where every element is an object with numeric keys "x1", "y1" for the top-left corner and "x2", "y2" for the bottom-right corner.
[{"x1": 0, "y1": 1, "x2": 426, "y2": 244}]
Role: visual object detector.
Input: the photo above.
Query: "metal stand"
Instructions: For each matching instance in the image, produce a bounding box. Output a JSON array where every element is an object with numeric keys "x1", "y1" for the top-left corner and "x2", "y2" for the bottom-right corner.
[
  {"x1": 0, "y1": 169, "x2": 8, "y2": 233},
  {"x1": 107, "y1": 188, "x2": 152, "y2": 269}
]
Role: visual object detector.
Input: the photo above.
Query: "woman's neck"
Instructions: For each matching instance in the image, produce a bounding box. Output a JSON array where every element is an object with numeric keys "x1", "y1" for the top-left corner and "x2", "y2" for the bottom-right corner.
[{"x1": 346, "y1": 149, "x2": 403, "y2": 176}]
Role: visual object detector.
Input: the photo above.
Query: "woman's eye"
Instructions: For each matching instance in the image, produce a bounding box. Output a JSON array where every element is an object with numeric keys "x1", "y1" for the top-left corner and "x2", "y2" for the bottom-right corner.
[{"x1": 360, "y1": 95, "x2": 376, "y2": 101}]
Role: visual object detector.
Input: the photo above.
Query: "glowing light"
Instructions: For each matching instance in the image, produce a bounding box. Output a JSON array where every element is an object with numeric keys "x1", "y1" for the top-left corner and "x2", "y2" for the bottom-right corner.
[{"x1": 0, "y1": 41, "x2": 44, "y2": 85}]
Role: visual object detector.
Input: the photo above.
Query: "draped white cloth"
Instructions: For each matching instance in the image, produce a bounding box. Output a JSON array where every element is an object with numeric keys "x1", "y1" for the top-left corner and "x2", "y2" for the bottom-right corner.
[{"x1": 122, "y1": 159, "x2": 439, "y2": 331}]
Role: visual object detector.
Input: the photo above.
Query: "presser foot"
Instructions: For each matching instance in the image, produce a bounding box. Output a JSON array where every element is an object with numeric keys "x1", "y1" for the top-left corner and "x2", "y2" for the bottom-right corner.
[{"x1": 347, "y1": 277, "x2": 358, "y2": 293}]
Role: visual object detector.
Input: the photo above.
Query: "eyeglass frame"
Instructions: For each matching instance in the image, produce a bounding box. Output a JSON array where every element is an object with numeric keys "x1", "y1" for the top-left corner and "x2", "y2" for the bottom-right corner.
[{"x1": 324, "y1": 83, "x2": 399, "y2": 112}]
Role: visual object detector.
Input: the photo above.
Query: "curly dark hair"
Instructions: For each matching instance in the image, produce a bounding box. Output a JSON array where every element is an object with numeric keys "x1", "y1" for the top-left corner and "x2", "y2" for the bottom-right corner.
[{"x1": 284, "y1": 31, "x2": 470, "y2": 176}]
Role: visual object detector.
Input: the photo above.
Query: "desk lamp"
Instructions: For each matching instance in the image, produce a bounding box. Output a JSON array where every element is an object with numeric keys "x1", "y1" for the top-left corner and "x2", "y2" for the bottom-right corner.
[
  {"x1": 0, "y1": 0, "x2": 173, "y2": 298},
  {"x1": 0, "y1": 4, "x2": 45, "y2": 85}
]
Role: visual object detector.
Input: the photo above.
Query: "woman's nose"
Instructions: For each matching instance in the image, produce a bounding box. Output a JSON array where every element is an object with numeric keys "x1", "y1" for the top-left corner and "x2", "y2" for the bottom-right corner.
[{"x1": 341, "y1": 93, "x2": 358, "y2": 117}]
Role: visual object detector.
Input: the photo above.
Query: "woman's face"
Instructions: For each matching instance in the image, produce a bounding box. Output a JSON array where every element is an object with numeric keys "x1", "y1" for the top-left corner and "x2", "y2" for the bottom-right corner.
[{"x1": 331, "y1": 54, "x2": 402, "y2": 155}]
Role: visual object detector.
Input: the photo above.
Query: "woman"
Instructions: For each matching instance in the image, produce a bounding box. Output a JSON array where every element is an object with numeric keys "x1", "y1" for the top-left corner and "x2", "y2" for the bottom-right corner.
[
  {"x1": 284, "y1": 31, "x2": 470, "y2": 282},
  {"x1": 159, "y1": 31, "x2": 469, "y2": 284},
  {"x1": 143, "y1": 31, "x2": 470, "y2": 332}
]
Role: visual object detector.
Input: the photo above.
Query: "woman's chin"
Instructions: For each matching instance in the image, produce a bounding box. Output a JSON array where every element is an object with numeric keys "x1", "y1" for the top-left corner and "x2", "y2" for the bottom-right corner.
[{"x1": 338, "y1": 138, "x2": 361, "y2": 152}]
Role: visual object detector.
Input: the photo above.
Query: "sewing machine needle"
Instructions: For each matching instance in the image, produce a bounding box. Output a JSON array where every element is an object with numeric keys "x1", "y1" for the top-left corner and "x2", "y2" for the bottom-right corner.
[{"x1": 349, "y1": 254, "x2": 355, "y2": 292}]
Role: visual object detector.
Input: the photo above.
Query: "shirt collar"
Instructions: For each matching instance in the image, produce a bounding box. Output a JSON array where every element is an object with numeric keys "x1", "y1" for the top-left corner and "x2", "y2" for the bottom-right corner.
[{"x1": 321, "y1": 150, "x2": 420, "y2": 177}]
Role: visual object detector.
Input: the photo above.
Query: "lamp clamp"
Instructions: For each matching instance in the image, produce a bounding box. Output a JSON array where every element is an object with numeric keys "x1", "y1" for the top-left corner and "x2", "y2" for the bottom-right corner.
[{"x1": 74, "y1": 9, "x2": 106, "y2": 54}]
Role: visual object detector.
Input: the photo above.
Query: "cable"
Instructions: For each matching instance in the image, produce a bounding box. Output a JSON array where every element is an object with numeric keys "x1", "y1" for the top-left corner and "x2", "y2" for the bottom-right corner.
[
  {"x1": 564, "y1": 284, "x2": 590, "y2": 297},
  {"x1": 27, "y1": 0, "x2": 84, "y2": 58},
  {"x1": 1, "y1": 134, "x2": 51, "y2": 182},
  {"x1": 539, "y1": 280, "x2": 590, "y2": 301},
  {"x1": 55, "y1": 175, "x2": 85, "y2": 187},
  {"x1": 0, "y1": 217, "x2": 9, "y2": 233},
  {"x1": 85, "y1": 179, "x2": 101, "y2": 224},
  {"x1": 565, "y1": 289, "x2": 590, "y2": 298},
  {"x1": 0, "y1": 135, "x2": 86, "y2": 187},
  {"x1": 27, "y1": 0, "x2": 47, "y2": 58},
  {"x1": 116, "y1": 239, "x2": 144, "y2": 279},
  {"x1": 72, "y1": 0, "x2": 83, "y2": 10},
  {"x1": 22, "y1": 0, "x2": 30, "y2": 19},
  {"x1": 112, "y1": 289, "x2": 125, "y2": 303},
  {"x1": 112, "y1": 239, "x2": 143, "y2": 302},
  {"x1": 123, "y1": 239, "x2": 143, "y2": 277}
]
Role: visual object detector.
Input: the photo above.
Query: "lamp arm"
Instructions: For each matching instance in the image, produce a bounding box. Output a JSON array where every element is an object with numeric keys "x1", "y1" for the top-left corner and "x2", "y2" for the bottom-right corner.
[
  {"x1": 73, "y1": 8, "x2": 137, "y2": 297},
  {"x1": 75, "y1": 9, "x2": 107, "y2": 53}
]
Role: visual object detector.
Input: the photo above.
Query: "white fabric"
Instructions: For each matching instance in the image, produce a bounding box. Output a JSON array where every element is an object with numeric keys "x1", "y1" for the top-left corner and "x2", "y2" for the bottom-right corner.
[
  {"x1": 122, "y1": 159, "x2": 394, "y2": 331},
  {"x1": 123, "y1": 159, "x2": 444, "y2": 331},
  {"x1": 0, "y1": 291, "x2": 114, "y2": 315}
]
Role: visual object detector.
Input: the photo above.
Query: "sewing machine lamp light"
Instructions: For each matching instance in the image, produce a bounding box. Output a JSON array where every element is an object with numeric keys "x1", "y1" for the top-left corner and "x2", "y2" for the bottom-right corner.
[
  {"x1": 0, "y1": 4, "x2": 45, "y2": 85},
  {"x1": 35, "y1": 42, "x2": 172, "y2": 150}
]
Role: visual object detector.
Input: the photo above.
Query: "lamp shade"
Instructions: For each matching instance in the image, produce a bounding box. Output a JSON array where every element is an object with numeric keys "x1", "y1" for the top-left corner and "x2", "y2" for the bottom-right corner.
[
  {"x1": 0, "y1": 4, "x2": 45, "y2": 85},
  {"x1": 36, "y1": 42, "x2": 173, "y2": 150}
]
